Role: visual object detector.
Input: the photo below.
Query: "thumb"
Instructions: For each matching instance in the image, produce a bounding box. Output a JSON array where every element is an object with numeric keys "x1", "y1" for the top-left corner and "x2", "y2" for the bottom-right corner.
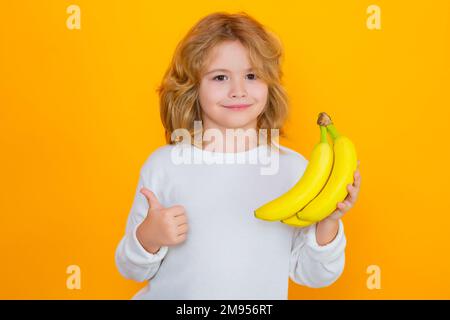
[{"x1": 140, "y1": 187, "x2": 164, "y2": 210}]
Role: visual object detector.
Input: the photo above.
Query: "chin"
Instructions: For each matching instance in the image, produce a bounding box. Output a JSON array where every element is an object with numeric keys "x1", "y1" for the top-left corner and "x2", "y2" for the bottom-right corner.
[{"x1": 221, "y1": 118, "x2": 257, "y2": 130}]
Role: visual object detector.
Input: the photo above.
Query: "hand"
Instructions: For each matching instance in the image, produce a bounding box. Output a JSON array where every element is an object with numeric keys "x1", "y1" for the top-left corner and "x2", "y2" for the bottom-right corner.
[
  {"x1": 325, "y1": 159, "x2": 361, "y2": 221},
  {"x1": 136, "y1": 187, "x2": 189, "y2": 254}
]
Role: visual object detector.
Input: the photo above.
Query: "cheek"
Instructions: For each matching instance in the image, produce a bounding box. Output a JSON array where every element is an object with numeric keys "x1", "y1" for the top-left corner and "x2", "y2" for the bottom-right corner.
[
  {"x1": 199, "y1": 82, "x2": 227, "y2": 107},
  {"x1": 250, "y1": 83, "x2": 269, "y2": 106}
]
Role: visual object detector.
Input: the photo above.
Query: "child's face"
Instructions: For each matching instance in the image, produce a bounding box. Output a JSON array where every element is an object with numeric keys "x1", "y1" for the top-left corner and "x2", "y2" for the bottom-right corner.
[{"x1": 198, "y1": 40, "x2": 268, "y2": 132}]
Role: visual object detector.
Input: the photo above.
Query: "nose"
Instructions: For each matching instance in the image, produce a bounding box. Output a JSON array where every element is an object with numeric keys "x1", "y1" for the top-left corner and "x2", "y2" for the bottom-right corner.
[{"x1": 229, "y1": 78, "x2": 247, "y2": 99}]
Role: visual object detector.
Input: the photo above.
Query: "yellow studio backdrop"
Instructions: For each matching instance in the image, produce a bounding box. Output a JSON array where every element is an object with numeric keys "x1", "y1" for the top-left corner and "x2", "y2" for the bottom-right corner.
[{"x1": 1, "y1": 0, "x2": 449, "y2": 299}]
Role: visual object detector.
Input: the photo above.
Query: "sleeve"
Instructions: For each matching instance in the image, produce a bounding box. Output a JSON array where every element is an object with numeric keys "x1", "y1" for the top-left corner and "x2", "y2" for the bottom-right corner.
[
  {"x1": 289, "y1": 219, "x2": 346, "y2": 288},
  {"x1": 115, "y1": 165, "x2": 169, "y2": 283}
]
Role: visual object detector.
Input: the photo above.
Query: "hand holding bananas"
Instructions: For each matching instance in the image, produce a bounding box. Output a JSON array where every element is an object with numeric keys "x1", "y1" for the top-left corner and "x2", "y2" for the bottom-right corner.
[
  {"x1": 327, "y1": 159, "x2": 360, "y2": 221},
  {"x1": 254, "y1": 112, "x2": 361, "y2": 227}
]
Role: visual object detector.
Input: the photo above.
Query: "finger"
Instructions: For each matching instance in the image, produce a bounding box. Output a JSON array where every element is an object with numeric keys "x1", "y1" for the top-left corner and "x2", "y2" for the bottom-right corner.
[
  {"x1": 140, "y1": 188, "x2": 164, "y2": 210},
  {"x1": 174, "y1": 214, "x2": 188, "y2": 226},
  {"x1": 347, "y1": 184, "x2": 359, "y2": 201},
  {"x1": 336, "y1": 202, "x2": 348, "y2": 214},
  {"x1": 170, "y1": 205, "x2": 186, "y2": 217},
  {"x1": 328, "y1": 210, "x2": 344, "y2": 220},
  {"x1": 354, "y1": 170, "x2": 361, "y2": 188},
  {"x1": 177, "y1": 223, "x2": 189, "y2": 236},
  {"x1": 338, "y1": 200, "x2": 352, "y2": 212},
  {"x1": 176, "y1": 233, "x2": 187, "y2": 243},
  {"x1": 344, "y1": 200, "x2": 353, "y2": 210}
]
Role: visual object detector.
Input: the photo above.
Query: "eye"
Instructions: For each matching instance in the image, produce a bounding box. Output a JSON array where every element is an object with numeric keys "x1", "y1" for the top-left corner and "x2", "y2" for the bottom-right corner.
[
  {"x1": 212, "y1": 73, "x2": 258, "y2": 81},
  {"x1": 212, "y1": 75, "x2": 228, "y2": 81}
]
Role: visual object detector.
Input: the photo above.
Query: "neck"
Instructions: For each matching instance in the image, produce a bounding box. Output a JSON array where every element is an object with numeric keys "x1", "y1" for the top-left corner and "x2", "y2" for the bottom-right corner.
[{"x1": 201, "y1": 120, "x2": 259, "y2": 153}]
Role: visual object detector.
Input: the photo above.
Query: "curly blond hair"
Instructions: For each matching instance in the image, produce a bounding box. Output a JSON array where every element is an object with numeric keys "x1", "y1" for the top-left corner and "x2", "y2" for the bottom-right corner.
[{"x1": 157, "y1": 11, "x2": 289, "y2": 152}]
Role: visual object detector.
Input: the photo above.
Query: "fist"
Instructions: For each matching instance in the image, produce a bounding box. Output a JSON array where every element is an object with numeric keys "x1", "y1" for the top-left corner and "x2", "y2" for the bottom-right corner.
[{"x1": 136, "y1": 187, "x2": 189, "y2": 254}]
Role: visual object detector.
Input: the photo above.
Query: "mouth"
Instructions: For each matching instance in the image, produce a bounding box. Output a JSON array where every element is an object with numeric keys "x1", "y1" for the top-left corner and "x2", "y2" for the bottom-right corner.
[{"x1": 222, "y1": 104, "x2": 252, "y2": 111}]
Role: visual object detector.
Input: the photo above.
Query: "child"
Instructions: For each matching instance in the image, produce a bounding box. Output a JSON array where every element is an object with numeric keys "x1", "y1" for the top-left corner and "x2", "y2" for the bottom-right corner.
[{"x1": 115, "y1": 12, "x2": 361, "y2": 300}]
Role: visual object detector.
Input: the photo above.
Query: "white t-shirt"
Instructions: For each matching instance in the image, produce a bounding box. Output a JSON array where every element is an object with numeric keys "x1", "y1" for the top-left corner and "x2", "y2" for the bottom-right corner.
[{"x1": 115, "y1": 143, "x2": 346, "y2": 300}]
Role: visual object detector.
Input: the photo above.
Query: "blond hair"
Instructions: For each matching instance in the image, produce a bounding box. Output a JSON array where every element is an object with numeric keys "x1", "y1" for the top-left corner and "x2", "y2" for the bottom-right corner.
[{"x1": 157, "y1": 11, "x2": 289, "y2": 153}]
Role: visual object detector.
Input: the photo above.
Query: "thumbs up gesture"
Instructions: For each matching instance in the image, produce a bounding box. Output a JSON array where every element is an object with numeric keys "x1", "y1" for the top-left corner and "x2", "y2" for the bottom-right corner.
[{"x1": 136, "y1": 187, "x2": 189, "y2": 254}]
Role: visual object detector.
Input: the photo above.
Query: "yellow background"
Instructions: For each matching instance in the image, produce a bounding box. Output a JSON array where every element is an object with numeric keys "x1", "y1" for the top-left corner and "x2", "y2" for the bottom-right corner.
[{"x1": 1, "y1": 0, "x2": 449, "y2": 299}]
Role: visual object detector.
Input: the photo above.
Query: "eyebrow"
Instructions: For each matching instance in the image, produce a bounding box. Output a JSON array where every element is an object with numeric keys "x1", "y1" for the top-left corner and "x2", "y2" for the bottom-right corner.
[{"x1": 204, "y1": 67, "x2": 254, "y2": 75}]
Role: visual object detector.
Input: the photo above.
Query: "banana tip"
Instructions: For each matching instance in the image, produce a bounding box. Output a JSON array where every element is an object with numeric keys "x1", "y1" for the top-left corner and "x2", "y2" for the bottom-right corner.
[{"x1": 317, "y1": 112, "x2": 332, "y2": 126}]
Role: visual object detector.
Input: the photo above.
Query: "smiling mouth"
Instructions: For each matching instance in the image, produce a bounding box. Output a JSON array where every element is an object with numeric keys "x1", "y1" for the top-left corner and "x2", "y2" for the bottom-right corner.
[{"x1": 222, "y1": 104, "x2": 252, "y2": 110}]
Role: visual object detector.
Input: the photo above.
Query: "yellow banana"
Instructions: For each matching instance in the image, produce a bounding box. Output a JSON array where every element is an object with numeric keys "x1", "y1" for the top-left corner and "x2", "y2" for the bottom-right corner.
[
  {"x1": 281, "y1": 213, "x2": 315, "y2": 227},
  {"x1": 296, "y1": 115, "x2": 357, "y2": 222},
  {"x1": 254, "y1": 124, "x2": 333, "y2": 221}
]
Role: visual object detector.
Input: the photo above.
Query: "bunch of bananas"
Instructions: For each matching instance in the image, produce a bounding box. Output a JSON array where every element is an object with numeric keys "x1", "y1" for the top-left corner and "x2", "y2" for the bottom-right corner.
[{"x1": 254, "y1": 112, "x2": 357, "y2": 227}]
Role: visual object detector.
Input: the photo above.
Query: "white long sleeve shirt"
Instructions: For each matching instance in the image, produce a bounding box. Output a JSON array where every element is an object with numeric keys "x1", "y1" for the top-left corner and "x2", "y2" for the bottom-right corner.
[{"x1": 115, "y1": 142, "x2": 346, "y2": 300}]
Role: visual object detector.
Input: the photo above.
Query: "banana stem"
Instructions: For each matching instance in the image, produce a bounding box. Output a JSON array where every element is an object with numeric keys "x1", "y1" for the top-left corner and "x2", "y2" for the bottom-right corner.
[
  {"x1": 326, "y1": 124, "x2": 341, "y2": 140},
  {"x1": 320, "y1": 126, "x2": 328, "y2": 143}
]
